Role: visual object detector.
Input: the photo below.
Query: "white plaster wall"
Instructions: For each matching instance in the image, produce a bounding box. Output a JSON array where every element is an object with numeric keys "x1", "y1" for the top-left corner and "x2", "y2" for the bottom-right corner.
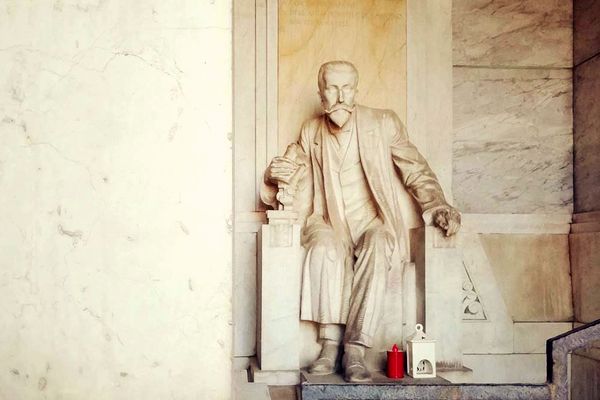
[{"x1": 0, "y1": 1, "x2": 232, "y2": 399}]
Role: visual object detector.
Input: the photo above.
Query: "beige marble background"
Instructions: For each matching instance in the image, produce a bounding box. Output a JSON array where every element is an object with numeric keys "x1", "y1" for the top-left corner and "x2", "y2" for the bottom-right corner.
[
  {"x1": 278, "y1": 0, "x2": 407, "y2": 150},
  {"x1": 0, "y1": 1, "x2": 232, "y2": 399},
  {"x1": 480, "y1": 234, "x2": 573, "y2": 321}
]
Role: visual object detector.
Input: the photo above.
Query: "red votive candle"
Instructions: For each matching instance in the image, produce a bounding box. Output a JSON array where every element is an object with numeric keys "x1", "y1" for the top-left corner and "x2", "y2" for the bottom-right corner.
[{"x1": 387, "y1": 344, "x2": 404, "y2": 379}]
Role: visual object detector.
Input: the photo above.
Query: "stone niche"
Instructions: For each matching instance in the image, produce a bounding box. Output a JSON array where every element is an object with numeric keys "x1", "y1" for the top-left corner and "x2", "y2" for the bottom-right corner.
[
  {"x1": 234, "y1": 0, "x2": 456, "y2": 371},
  {"x1": 234, "y1": 0, "x2": 577, "y2": 387}
]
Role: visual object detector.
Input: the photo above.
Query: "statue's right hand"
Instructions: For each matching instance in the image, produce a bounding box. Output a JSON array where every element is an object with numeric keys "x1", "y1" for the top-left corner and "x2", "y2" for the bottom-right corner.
[{"x1": 265, "y1": 156, "x2": 300, "y2": 185}]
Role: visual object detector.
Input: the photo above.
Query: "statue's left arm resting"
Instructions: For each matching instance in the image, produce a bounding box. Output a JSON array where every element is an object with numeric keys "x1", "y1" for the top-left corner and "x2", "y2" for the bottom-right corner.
[{"x1": 387, "y1": 111, "x2": 460, "y2": 236}]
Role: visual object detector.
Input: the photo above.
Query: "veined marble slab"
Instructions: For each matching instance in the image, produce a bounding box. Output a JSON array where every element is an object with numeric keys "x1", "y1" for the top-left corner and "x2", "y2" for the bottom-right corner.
[
  {"x1": 454, "y1": 68, "x2": 573, "y2": 143},
  {"x1": 453, "y1": 0, "x2": 572, "y2": 67},
  {"x1": 453, "y1": 67, "x2": 573, "y2": 214},
  {"x1": 574, "y1": 54, "x2": 600, "y2": 213},
  {"x1": 574, "y1": 0, "x2": 600, "y2": 65}
]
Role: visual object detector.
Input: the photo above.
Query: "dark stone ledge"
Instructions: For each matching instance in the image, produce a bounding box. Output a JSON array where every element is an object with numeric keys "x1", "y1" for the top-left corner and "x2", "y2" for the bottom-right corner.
[{"x1": 300, "y1": 371, "x2": 550, "y2": 400}]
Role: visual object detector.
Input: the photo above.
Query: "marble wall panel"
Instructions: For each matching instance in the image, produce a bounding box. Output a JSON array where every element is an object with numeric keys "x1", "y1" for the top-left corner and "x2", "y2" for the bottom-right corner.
[
  {"x1": 570, "y1": 232, "x2": 600, "y2": 323},
  {"x1": 0, "y1": 1, "x2": 233, "y2": 398},
  {"x1": 453, "y1": 0, "x2": 572, "y2": 67},
  {"x1": 453, "y1": 67, "x2": 573, "y2": 213},
  {"x1": 479, "y1": 234, "x2": 573, "y2": 322},
  {"x1": 278, "y1": 0, "x2": 407, "y2": 150},
  {"x1": 574, "y1": 54, "x2": 600, "y2": 213},
  {"x1": 574, "y1": 0, "x2": 600, "y2": 65}
]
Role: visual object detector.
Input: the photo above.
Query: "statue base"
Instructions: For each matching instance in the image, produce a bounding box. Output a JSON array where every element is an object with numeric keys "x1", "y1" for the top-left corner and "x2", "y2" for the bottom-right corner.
[
  {"x1": 300, "y1": 371, "x2": 448, "y2": 400},
  {"x1": 300, "y1": 371, "x2": 550, "y2": 400},
  {"x1": 249, "y1": 357, "x2": 300, "y2": 385},
  {"x1": 436, "y1": 366, "x2": 474, "y2": 383}
]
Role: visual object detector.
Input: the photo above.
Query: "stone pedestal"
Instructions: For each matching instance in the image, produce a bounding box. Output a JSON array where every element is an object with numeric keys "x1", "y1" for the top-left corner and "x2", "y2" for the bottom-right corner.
[
  {"x1": 410, "y1": 226, "x2": 464, "y2": 370},
  {"x1": 255, "y1": 210, "x2": 304, "y2": 384},
  {"x1": 300, "y1": 371, "x2": 551, "y2": 400}
]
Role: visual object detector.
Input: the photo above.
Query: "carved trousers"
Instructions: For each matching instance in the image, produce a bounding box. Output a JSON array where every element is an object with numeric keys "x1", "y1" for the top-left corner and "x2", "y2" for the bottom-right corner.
[{"x1": 305, "y1": 221, "x2": 394, "y2": 348}]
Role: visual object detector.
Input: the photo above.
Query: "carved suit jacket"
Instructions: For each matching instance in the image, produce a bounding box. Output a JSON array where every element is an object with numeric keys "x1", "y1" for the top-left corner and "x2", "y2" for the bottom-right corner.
[{"x1": 262, "y1": 104, "x2": 449, "y2": 261}]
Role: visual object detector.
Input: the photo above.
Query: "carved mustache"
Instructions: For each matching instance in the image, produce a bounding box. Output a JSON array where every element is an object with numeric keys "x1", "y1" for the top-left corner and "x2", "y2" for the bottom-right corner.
[{"x1": 323, "y1": 103, "x2": 355, "y2": 114}]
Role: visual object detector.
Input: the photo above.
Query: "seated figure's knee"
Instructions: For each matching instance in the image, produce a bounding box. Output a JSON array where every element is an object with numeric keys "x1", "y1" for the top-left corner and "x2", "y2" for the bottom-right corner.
[
  {"x1": 363, "y1": 226, "x2": 393, "y2": 249},
  {"x1": 310, "y1": 236, "x2": 340, "y2": 262}
]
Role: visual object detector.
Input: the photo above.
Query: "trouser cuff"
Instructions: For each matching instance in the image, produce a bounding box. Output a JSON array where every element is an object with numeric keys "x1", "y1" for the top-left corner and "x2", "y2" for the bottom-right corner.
[
  {"x1": 344, "y1": 331, "x2": 374, "y2": 348},
  {"x1": 319, "y1": 323, "x2": 344, "y2": 343}
]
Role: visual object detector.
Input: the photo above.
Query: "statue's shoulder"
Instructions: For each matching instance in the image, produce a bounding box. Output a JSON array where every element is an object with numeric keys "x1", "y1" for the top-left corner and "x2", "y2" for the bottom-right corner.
[
  {"x1": 299, "y1": 115, "x2": 323, "y2": 140},
  {"x1": 301, "y1": 115, "x2": 323, "y2": 130}
]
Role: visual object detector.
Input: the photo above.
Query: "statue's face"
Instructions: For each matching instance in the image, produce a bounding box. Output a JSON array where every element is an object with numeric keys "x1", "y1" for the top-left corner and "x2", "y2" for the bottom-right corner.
[{"x1": 320, "y1": 69, "x2": 357, "y2": 127}]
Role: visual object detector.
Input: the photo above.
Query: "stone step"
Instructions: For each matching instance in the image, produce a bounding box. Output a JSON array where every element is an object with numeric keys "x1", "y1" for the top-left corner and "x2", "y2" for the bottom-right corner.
[
  {"x1": 250, "y1": 357, "x2": 301, "y2": 385},
  {"x1": 437, "y1": 366, "x2": 474, "y2": 383},
  {"x1": 300, "y1": 371, "x2": 550, "y2": 400},
  {"x1": 234, "y1": 368, "x2": 271, "y2": 400}
]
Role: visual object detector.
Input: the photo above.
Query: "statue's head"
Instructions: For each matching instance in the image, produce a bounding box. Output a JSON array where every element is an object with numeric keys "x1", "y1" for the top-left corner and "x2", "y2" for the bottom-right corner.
[{"x1": 318, "y1": 61, "x2": 358, "y2": 127}]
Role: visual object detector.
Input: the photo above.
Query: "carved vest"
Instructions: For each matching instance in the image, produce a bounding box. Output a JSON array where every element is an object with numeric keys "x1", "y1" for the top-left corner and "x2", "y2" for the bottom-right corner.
[{"x1": 326, "y1": 120, "x2": 379, "y2": 244}]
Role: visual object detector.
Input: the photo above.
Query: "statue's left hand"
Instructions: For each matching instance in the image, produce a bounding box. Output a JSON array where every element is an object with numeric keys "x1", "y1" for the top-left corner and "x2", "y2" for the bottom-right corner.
[{"x1": 433, "y1": 206, "x2": 461, "y2": 237}]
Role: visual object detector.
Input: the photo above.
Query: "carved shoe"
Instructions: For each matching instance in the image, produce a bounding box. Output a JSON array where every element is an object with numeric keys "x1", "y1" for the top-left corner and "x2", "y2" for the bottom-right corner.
[
  {"x1": 342, "y1": 345, "x2": 372, "y2": 383},
  {"x1": 308, "y1": 341, "x2": 339, "y2": 375}
]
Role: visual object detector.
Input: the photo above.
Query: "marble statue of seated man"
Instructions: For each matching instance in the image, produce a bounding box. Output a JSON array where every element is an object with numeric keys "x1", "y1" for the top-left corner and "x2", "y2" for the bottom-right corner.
[{"x1": 261, "y1": 60, "x2": 460, "y2": 383}]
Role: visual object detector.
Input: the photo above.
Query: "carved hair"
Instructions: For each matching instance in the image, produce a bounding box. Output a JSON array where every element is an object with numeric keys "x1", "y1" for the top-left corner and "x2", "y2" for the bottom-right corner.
[{"x1": 317, "y1": 61, "x2": 359, "y2": 92}]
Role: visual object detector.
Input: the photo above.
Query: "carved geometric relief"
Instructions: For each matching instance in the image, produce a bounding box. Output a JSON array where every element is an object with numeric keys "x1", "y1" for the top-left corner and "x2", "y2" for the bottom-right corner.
[{"x1": 462, "y1": 262, "x2": 487, "y2": 320}]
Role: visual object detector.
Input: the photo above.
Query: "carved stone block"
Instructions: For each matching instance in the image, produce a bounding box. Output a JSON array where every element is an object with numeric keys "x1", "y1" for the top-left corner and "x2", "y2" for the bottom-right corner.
[
  {"x1": 410, "y1": 226, "x2": 463, "y2": 370},
  {"x1": 257, "y1": 220, "x2": 303, "y2": 378}
]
